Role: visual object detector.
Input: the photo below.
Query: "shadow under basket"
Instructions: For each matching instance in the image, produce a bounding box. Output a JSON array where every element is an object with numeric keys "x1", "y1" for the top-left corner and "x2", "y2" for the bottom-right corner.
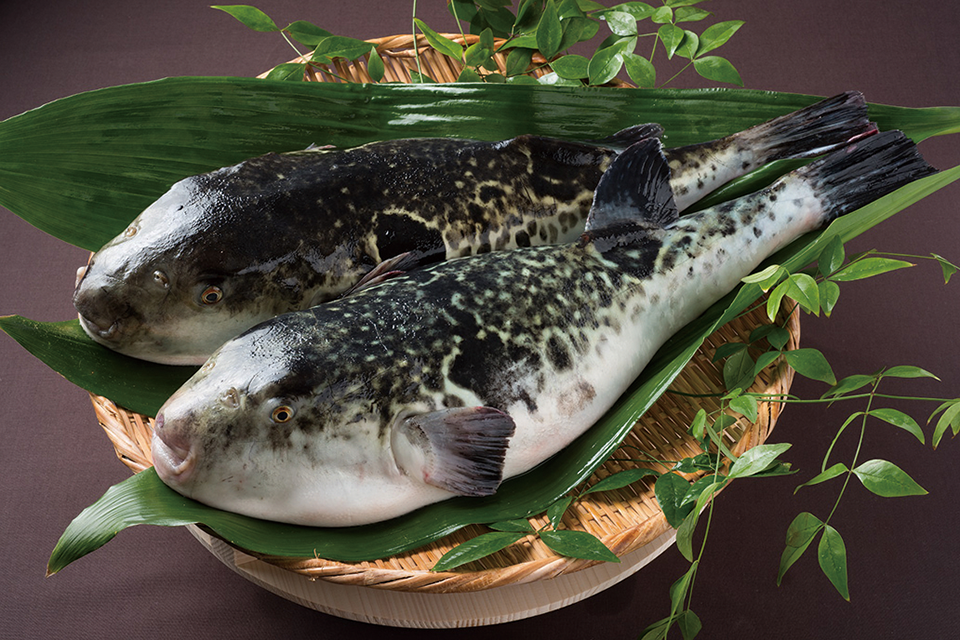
[{"x1": 89, "y1": 35, "x2": 799, "y2": 627}]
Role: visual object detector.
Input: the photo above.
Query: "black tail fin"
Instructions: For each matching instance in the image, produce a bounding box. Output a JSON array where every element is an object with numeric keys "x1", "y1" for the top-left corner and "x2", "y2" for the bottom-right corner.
[
  {"x1": 801, "y1": 130, "x2": 938, "y2": 223},
  {"x1": 739, "y1": 91, "x2": 877, "y2": 162}
]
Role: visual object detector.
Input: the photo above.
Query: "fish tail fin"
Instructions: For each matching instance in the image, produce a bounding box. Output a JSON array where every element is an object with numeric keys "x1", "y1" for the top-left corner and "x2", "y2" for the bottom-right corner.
[
  {"x1": 738, "y1": 91, "x2": 877, "y2": 162},
  {"x1": 800, "y1": 129, "x2": 938, "y2": 224},
  {"x1": 393, "y1": 406, "x2": 516, "y2": 497}
]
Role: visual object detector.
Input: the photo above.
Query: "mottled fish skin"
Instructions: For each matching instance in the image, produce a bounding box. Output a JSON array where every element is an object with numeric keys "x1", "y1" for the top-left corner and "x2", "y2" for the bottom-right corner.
[
  {"x1": 151, "y1": 130, "x2": 933, "y2": 527},
  {"x1": 75, "y1": 92, "x2": 873, "y2": 365}
]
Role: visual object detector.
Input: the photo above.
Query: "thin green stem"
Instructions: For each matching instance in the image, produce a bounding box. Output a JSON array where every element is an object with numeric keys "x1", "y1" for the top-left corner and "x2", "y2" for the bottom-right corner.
[
  {"x1": 824, "y1": 381, "x2": 877, "y2": 525},
  {"x1": 659, "y1": 60, "x2": 693, "y2": 88}
]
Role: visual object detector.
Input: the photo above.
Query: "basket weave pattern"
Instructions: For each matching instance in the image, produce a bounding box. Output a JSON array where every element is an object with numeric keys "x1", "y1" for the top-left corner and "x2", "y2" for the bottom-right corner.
[{"x1": 91, "y1": 35, "x2": 799, "y2": 594}]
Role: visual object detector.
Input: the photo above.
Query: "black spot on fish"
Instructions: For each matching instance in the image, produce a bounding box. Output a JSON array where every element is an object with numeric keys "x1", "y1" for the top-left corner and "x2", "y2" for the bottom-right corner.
[
  {"x1": 515, "y1": 230, "x2": 531, "y2": 247},
  {"x1": 753, "y1": 226, "x2": 763, "y2": 238},
  {"x1": 478, "y1": 185, "x2": 502, "y2": 204},
  {"x1": 546, "y1": 335, "x2": 572, "y2": 371}
]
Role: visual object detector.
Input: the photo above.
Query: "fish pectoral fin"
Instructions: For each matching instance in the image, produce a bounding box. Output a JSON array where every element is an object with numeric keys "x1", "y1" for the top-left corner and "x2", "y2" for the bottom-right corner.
[
  {"x1": 342, "y1": 251, "x2": 422, "y2": 297},
  {"x1": 392, "y1": 406, "x2": 516, "y2": 497},
  {"x1": 585, "y1": 137, "x2": 679, "y2": 232}
]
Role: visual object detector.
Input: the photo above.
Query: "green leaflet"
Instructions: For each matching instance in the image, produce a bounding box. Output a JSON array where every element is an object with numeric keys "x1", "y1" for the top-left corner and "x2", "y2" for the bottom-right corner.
[{"x1": 0, "y1": 80, "x2": 957, "y2": 571}]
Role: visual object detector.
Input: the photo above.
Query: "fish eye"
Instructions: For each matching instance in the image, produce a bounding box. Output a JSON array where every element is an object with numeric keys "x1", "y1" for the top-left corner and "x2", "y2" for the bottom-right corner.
[
  {"x1": 271, "y1": 405, "x2": 295, "y2": 423},
  {"x1": 201, "y1": 285, "x2": 223, "y2": 305},
  {"x1": 153, "y1": 270, "x2": 170, "y2": 288}
]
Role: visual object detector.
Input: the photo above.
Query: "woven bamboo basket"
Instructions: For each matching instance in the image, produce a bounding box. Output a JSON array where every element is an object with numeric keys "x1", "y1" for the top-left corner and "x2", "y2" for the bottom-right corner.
[{"x1": 89, "y1": 34, "x2": 800, "y2": 623}]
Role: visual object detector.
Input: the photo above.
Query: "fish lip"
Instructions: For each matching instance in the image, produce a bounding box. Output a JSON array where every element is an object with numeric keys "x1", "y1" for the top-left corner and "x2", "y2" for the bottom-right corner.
[
  {"x1": 151, "y1": 413, "x2": 195, "y2": 483},
  {"x1": 77, "y1": 313, "x2": 123, "y2": 344}
]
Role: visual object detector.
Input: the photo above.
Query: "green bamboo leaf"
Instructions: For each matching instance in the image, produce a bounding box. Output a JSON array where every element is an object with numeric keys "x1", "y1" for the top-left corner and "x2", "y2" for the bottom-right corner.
[
  {"x1": 783, "y1": 348, "x2": 837, "y2": 385},
  {"x1": 558, "y1": 0, "x2": 587, "y2": 19},
  {"x1": 669, "y1": 561, "x2": 698, "y2": 617},
  {"x1": 463, "y1": 40, "x2": 493, "y2": 67},
  {"x1": 547, "y1": 495, "x2": 574, "y2": 529},
  {"x1": 603, "y1": 10, "x2": 639, "y2": 37},
  {"x1": 504, "y1": 47, "x2": 535, "y2": 77},
  {"x1": 712, "y1": 341, "x2": 746, "y2": 362},
  {"x1": 655, "y1": 472, "x2": 695, "y2": 528},
  {"x1": 727, "y1": 443, "x2": 791, "y2": 479},
  {"x1": 313, "y1": 35, "x2": 374, "y2": 62},
  {"x1": 3, "y1": 79, "x2": 956, "y2": 252},
  {"x1": 830, "y1": 257, "x2": 914, "y2": 281},
  {"x1": 651, "y1": 6, "x2": 673, "y2": 24},
  {"x1": 852, "y1": 459, "x2": 928, "y2": 497},
  {"x1": 777, "y1": 511, "x2": 824, "y2": 585},
  {"x1": 749, "y1": 323, "x2": 789, "y2": 349},
  {"x1": 584, "y1": 467, "x2": 659, "y2": 494},
  {"x1": 284, "y1": 20, "x2": 333, "y2": 47},
  {"x1": 537, "y1": 0, "x2": 564, "y2": 59},
  {"x1": 487, "y1": 519, "x2": 536, "y2": 532},
  {"x1": 0, "y1": 316, "x2": 194, "y2": 417},
  {"x1": 785, "y1": 273, "x2": 820, "y2": 315},
  {"x1": 540, "y1": 530, "x2": 620, "y2": 562},
  {"x1": 431, "y1": 531, "x2": 528, "y2": 571},
  {"x1": 558, "y1": 16, "x2": 600, "y2": 51},
  {"x1": 588, "y1": 45, "x2": 624, "y2": 85},
  {"x1": 514, "y1": 0, "x2": 543, "y2": 30},
  {"x1": 882, "y1": 365, "x2": 940, "y2": 380},
  {"x1": 550, "y1": 54, "x2": 591, "y2": 80},
  {"x1": 366, "y1": 47, "x2": 385, "y2": 83},
  {"x1": 408, "y1": 70, "x2": 437, "y2": 83},
  {"x1": 212, "y1": 4, "x2": 279, "y2": 32},
  {"x1": 262, "y1": 63, "x2": 306, "y2": 82},
  {"x1": 741, "y1": 264, "x2": 785, "y2": 291},
  {"x1": 695, "y1": 20, "x2": 743, "y2": 56},
  {"x1": 676, "y1": 478, "x2": 725, "y2": 561},
  {"x1": 867, "y1": 408, "x2": 925, "y2": 444},
  {"x1": 693, "y1": 56, "x2": 743, "y2": 86},
  {"x1": 819, "y1": 280, "x2": 841, "y2": 317},
  {"x1": 766, "y1": 279, "x2": 790, "y2": 321},
  {"x1": 794, "y1": 462, "x2": 849, "y2": 493},
  {"x1": 673, "y1": 453, "x2": 720, "y2": 474},
  {"x1": 675, "y1": 7, "x2": 710, "y2": 23},
  {"x1": 932, "y1": 253, "x2": 959, "y2": 284},
  {"x1": 728, "y1": 394, "x2": 759, "y2": 423},
  {"x1": 602, "y1": 3, "x2": 655, "y2": 21},
  {"x1": 577, "y1": 0, "x2": 607, "y2": 11},
  {"x1": 818, "y1": 525, "x2": 850, "y2": 600},
  {"x1": 930, "y1": 400, "x2": 960, "y2": 449},
  {"x1": 659, "y1": 23, "x2": 686, "y2": 59},
  {"x1": 723, "y1": 346, "x2": 755, "y2": 391},
  {"x1": 457, "y1": 67, "x2": 483, "y2": 83},
  {"x1": 752, "y1": 350, "x2": 782, "y2": 378},
  {"x1": 676, "y1": 30, "x2": 700, "y2": 60},
  {"x1": 675, "y1": 506, "x2": 699, "y2": 562},
  {"x1": 414, "y1": 18, "x2": 466, "y2": 61},
  {"x1": 677, "y1": 609, "x2": 703, "y2": 640},
  {"x1": 822, "y1": 374, "x2": 876, "y2": 399},
  {"x1": 818, "y1": 234, "x2": 845, "y2": 276}
]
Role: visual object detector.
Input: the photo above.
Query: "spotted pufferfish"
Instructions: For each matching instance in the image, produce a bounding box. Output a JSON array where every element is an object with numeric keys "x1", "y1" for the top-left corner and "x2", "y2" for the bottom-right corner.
[
  {"x1": 150, "y1": 128, "x2": 936, "y2": 527},
  {"x1": 74, "y1": 92, "x2": 874, "y2": 365}
]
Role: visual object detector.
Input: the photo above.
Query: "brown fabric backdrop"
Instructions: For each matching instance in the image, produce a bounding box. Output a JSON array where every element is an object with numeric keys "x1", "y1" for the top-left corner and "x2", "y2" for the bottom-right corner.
[{"x1": 1, "y1": 2, "x2": 958, "y2": 638}]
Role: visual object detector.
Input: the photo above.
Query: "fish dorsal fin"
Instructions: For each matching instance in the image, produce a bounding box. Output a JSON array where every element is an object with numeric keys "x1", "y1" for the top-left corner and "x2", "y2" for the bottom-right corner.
[
  {"x1": 585, "y1": 137, "x2": 679, "y2": 232},
  {"x1": 592, "y1": 123, "x2": 664, "y2": 149},
  {"x1": 392, "y1": 406, "x2": 516, "y2": 497}
]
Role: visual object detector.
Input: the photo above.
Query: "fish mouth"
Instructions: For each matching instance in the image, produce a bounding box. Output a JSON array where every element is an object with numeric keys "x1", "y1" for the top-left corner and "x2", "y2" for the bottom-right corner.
[
  {"x1": 77, "y1": 313, "x2": 122, "y2": 343},
  {"x1": 151, "y1": 412, "x2": 195, "y2": 484}
]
